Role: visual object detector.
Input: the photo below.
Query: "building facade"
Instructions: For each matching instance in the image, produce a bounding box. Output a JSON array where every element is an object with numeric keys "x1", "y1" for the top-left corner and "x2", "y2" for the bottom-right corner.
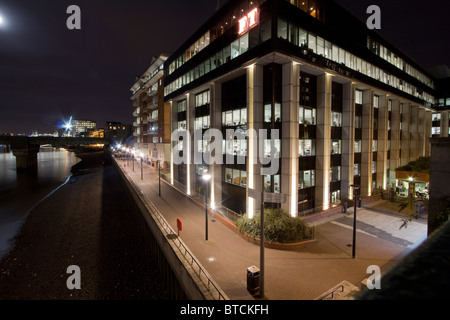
[
  {"x1": 71, "y1": 120, "x2": 97, "y2": 137},
  {"x1": 131, "y1": 54, "x2": 171, "y2": 168},
  {"x1": 163, "y1": 0, "x2": 440, "y2": 218},
  {"x1": 428, "y1": 65, "x2": 450, "y2": 138}
]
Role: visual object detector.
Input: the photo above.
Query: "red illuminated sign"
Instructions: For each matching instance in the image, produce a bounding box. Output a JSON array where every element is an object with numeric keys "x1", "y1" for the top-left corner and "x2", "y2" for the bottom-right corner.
[{"x1": 238, "y1": 8, "x2": 259, "y2": 35}]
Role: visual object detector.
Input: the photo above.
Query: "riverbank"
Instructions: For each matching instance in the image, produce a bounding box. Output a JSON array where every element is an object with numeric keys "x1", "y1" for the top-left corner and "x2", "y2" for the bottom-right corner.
[{"x1": 0, "y1": 151, "x2": 169, "y2": 299}]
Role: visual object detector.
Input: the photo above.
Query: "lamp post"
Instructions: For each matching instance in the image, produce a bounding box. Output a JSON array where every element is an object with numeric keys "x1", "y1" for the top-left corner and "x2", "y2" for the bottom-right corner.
[
  {"x1": 350, "y1": 184, "x2": 360, "y2": 259},
  {"x1": 158, "y1": 160, "x2": 161, "y2": 197},
  {"x1": 203, "y1": 173, "x2": 211, "y2": 241},
  {"x1": 140, "y1": 153, "x2": 144, "y2": 180}
]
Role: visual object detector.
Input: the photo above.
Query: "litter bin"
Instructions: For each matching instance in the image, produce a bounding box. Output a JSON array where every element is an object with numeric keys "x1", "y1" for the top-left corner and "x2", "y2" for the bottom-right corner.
[{"x1": 247, "y1": 266, "x2": 260, "y2": 296}]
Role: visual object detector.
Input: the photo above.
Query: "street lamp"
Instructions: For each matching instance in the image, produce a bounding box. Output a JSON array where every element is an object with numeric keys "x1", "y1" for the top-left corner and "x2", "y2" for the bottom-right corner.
[
  {"x1": 158, "y1": 160, "x2": 161, "y2": 197},
  {"x1": 203, "y1": 173, "x2": 212, "y2": 241},
  {"x1": 140, "y1": 153, "x2": 144, "y2": 180},
  {"x1": 350, "y1": 184, "x2": 361, "y2": 259}
]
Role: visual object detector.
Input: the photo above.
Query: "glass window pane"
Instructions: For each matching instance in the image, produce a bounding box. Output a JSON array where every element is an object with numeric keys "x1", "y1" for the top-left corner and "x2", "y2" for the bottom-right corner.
[
  {"x1": 225, "y1": 168, "x2": 233, "y2": 183},
  {"x1": 233, "y1": 169, "x2": 240, "y2": 185},
  {"x1": 241, "y1": 108, "x2": 247, "y2": 124},
  {"x1": 240, "y1": 33, "x2": 249, "y2": 54},
  {"x1": 264, "y1": 104, "x2": 272, "y2": 122},
  {"x1": 278, "y1": 19, "x2": 288, "y2": 40},
  {"x1": 308, "y1": 34, "x2": 316, "y2": 52},
  {"x1": 240, "y1": 171, "x2": 247, "y2": 187},
  {"x1": 274, "y1": 175, "x2": 280, "y2": 193},
  {"x1": 274, "y1": 103, "x2": 281, "y2": 122},
  {"x1": 299, "y1": 28, "x2": 307, "y2": 47},
  {"x1": 231, "y1": 39, "x2": 240, "y2": 59},
  {"x1": 233, "y1": 109, "x2": 240, "y2": 125}
]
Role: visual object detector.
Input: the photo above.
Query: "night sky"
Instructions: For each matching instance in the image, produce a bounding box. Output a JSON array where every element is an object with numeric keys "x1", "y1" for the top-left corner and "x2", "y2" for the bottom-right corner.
[{"x1": 1, "y1": 0, "x2": 449, "y2": 134}]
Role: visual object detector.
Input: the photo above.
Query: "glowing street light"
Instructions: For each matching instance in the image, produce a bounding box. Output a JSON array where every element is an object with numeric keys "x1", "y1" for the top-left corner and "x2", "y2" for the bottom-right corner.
[{"x1": 203, "y1": 173, "x2": 212, "y2": 241}]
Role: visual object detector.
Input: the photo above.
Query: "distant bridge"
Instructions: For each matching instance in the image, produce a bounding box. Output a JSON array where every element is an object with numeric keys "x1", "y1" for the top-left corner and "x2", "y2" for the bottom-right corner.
[{"x1": 0, "y1": 136, "x2": 110, "y2": 171}]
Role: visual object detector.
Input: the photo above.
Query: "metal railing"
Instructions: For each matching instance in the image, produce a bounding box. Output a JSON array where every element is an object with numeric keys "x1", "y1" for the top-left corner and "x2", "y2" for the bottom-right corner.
[
  {"x1": 121, "y1": 161, "x2": 227, "y2": 300},
  {"x1": 318, "y1": 284, "x2": 345, "y2": 300}
]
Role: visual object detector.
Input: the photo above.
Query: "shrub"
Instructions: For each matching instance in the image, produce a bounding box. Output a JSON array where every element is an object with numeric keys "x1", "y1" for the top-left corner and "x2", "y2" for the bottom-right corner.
[{"x1": 235, "y1": 208, "x2": 312, "y2": 243}]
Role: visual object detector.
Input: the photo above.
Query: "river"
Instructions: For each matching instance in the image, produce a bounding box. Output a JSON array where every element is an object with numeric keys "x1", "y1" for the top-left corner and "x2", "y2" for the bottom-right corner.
[{"x1": 0, "y1": 148, "x2": 80, "y2": 261}]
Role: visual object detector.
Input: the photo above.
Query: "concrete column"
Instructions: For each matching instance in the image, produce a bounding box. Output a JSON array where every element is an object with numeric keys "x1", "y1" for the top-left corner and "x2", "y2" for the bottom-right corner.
[
  {"x1": 246, "y1": 64, "x2": 264, "y2": 218},
  {"x1": 377, "y1": 94, "x2": 389, "y2": 189},
  {"x1": 210, "y1": 82, "x2": 222, "y2": 209},
  {"x1": 440, "y1": 111, "x2": 449, "y2": 138},
  {"x1": 361, "y1": 89, "x2": 374, "y2": 197},
  {"x1": 341, "y1": 82, "x2": 355, "y2": 199},
  {"x1": 400, "y1": 102, "x2": 411, "y2": 166},
  {"x1": 187, "y1": 93, "x2": 195, "y2": 196},
  {"x1": 315, "y1": 73, "x2": 332, "y2": 210},
  {"x1": 281, "y1": 62, "x2": 300, "y2": 217},
  {"x1": 12, "y1": 146, "x2": 40, "y2": 172},
  {"x1": 169, "y1": 100, "x2": 176, "y2": 184},
  {"x1": 409, "y1": 105, "x2": 420, "y2": 161},
  {"x1": 425, "y1": 110, "x2": 433, "y2": 156},
  {"x1": 418, "y1": 108, "x2": 425, "y2": 157}
]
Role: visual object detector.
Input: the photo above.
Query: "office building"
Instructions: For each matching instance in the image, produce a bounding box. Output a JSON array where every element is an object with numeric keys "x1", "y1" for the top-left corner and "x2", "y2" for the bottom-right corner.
[{"x1": 162, "y1": 0, "x2": 443, "y2": 218}]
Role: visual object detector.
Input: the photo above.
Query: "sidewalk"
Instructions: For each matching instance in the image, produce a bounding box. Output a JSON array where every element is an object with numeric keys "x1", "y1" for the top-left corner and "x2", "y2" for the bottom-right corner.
[{"x1": 116, "y1": 157, "x2": 427, "y2": 300}]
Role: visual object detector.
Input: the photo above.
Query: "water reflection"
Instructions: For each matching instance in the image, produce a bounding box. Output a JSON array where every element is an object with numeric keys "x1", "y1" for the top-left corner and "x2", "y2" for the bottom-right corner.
[{"x1": 0, "y1": 149, "x2": 80, "y2": 260}]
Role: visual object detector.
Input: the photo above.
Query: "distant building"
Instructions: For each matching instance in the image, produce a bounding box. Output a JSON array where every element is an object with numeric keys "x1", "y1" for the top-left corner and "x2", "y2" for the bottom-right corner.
[
  {"x1": 428, "y1": 65, "x2": 450, "y2": 137},
  {"x1": 89, "y1": 128, "x2": 105, "y2": 138},
  {"x1": 72, "y1": 120, "x2": 97, "y2": 137},
  {"x1": 105, "y1": 121, "x2": 132, "y2": 143},
  {"x1": 130, "y1": 53, "x2": 171, "y2": 168}
]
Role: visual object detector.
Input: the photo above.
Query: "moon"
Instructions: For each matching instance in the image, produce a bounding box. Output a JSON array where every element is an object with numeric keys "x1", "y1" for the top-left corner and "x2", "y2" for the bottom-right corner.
[{"x1": 0, "y1": 15, "x2": 4, "y2": 25}]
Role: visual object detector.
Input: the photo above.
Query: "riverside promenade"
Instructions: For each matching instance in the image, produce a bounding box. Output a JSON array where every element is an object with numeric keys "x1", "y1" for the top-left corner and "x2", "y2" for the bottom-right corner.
[{"x1": 116, "y1": 157, "x2": 427, "y2": 300}]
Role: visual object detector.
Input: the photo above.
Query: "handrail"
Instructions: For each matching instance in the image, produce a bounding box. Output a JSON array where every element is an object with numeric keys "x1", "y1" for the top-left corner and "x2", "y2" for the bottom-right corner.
[
  {"x1": 117, "y1": 158, "x2": 227, "y2": 300},
  {"x1": 318, "y1": 284, "x2": 345, "y2": 300}
]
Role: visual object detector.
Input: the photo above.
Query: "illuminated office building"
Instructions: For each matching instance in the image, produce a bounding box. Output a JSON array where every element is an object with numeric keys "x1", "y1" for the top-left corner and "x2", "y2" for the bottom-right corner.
[{"x1": 163, "y1": 0, "x2": 443, "y2": 218}]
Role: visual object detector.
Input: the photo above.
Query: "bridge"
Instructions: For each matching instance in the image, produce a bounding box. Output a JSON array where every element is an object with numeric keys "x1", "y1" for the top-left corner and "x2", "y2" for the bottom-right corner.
[{"x1": 0, "y1": 136, "x2": 110, "y2": 171}]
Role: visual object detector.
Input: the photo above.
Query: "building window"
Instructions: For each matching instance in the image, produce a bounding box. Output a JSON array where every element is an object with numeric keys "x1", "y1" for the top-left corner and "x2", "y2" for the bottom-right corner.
[
  {"x1": 372, "y1": 140, "x2": 378, "y2": 152},
  {"x1": 264, "y1": 139, "x2": 281, "y2": 158},
  {"x1": 372, "y1": 161, "x2": 377, "y2": 174},
  {"x1": 299, "y1": 170, "x2": 315, "y2": 189},
  {"x1": 195, "y1": 116, "x2": 210, "y2": 130},
  {"x1": 354, "y1": 163, "x2": 360, "y2": 176},
  {"x1": 331, "y1": 140, "x2": 341, "y2": 155},
  {"x1": 264, "y1": 175, "x2": 281, "y2": 193},
  {"x1": 330, "y1": 166, "x2": 341, "y2": 182},
  {"x1": 224, "y1": 138, "x2": 247, "y2": 157},
  {"x1": 432, "y1": 113, "x2": 441, "y2": 122},
  {"x1": 222, "y1": 108, "x2": 247, "y2": 127},
  {"x1": 374, "y1": 95, "x2": 379, "y2": 108},
  {"x1": 264, "y1": 103, "x2": 281, "y2": 123},
  {"x1": 331, "y1": 190, "x2": 340, "y2": 204},
  {"x1": 432, "y1": 127, "x2": 441, "y2": 135},
  {"x1": 178, "y1": 120, "x2": 187, "y2": 131},
  {"x1": 299, "y1": 139, "x2": 315, "y2": 157},
  {"x1": 354, "y1": 140, "x2": 362, "y2": 153},
  {"x1": 177, "y1": 100, "x2": 187, "y2": 112},
  {"x1": 332, "y1": 112, "x2": 342, "y2": 127},
  {"x1": 277, "y1": 19, "x2": 288, "y2": 40},
  {"x1": 299, "y1": 107, "x2": 316, "y2": 125},
  {"x1": 355, "y1": 90, "x2": 363, "y2": 105},
  {"x1": 224, "y1": 168, "x2": 247, "y2": 188},
  {"x1": 355, "y1": 115, "x2": 362, "y2": 129},
  {"x1": 195, "y1": 90, "x2": 210, "y2": 107}
]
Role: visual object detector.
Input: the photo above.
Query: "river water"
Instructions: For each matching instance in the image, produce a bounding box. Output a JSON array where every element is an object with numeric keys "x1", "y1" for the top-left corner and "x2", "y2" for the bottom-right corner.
[{"x1": 0, "y1": 149, "x2": 80, "y2": 261}]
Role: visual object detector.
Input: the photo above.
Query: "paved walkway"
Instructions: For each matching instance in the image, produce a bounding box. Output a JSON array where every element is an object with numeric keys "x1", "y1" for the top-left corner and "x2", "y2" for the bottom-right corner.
[{"x1": 116, "y1": 157, "x2": 427, "y2": 300}]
